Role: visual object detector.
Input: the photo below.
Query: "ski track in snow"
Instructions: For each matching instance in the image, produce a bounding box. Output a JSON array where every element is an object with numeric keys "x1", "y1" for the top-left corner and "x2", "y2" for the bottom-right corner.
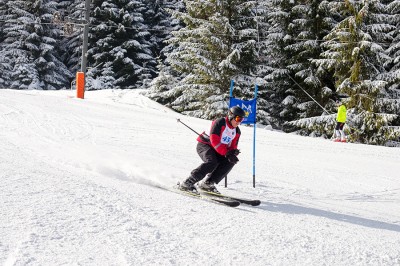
[{"x1": 1, "y1": 89, "x2": 400, "y2": 265}]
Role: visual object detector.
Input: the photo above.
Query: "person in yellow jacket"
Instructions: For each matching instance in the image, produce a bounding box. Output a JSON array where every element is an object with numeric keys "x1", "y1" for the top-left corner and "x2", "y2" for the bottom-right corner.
[{"x1": 334, "y1": 100, "x2": 347, "y2": 142}]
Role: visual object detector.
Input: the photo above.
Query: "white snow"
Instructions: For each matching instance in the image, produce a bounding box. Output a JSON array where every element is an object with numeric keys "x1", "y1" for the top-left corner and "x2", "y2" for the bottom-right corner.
[{"x1": 1, "y1": 89, "x2": 400, "y2": 265}]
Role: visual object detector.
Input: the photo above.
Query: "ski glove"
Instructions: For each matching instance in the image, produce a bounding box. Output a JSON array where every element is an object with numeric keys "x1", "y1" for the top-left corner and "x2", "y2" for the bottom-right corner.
[
  {"x1": 226, "y1": 149, "x2": 240, "y2": 157},
  {"x1": 226, "y1": 153, "x2": 239, "y2": 164}
]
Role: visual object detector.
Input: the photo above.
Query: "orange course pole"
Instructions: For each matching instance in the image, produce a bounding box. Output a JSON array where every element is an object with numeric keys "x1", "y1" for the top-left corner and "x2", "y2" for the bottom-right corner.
[{"x1": 76, "y1": 72, "x2": 85, "y2": 99}]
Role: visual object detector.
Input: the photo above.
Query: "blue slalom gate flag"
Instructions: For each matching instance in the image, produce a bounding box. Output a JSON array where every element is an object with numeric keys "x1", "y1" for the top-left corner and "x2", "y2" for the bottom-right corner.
[
  {"x1": 229, "y1": 97, "x2": 257, "y2": 125},
  {"x1": 227, "y1": 80, "x2": 259, "y2": 188}
]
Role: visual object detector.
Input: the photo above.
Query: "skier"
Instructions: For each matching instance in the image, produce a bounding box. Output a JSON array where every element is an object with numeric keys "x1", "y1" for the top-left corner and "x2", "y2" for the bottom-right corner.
[
  {"x1": 334, "y1": 99, "x2": 347, "y2": 142},
  {"x1": 179, "y1": 106, "x2": 246, "y2": 194}
]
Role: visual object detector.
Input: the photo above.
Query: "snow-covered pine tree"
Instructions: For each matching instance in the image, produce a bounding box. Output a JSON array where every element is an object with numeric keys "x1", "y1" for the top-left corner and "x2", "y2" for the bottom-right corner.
[
  {"x1": 156, "y1": 0, "x2": 259, "y2": 119},
  {"x1": 367, "y1": 0, "x2": 400, "y2": 142},
  {"x1": 0, "y1": 0, "x2": 11, "y2": 88},
  {"x1": 281, "y1": 0, "x2": 341, "y2": 137},
  {"x1": 287, "y1": 1, "x2": 330, "y2": 116},
  {"x1": 288, "y1": 0, "x2": 358, "y2": 137},
  {"x1": 386, "y1": 0, "x2": 400, "y2": 86},
  {"x1": 229, "y1": 2, "x2": 260, "y2": 100},
  {"x1": 57, "y1": 0, "x2": 86, "y2": 76},
  {"x1": 262, "y1": 0, "x2": 301, "y2": 128},
  {"x1": 385, "y1": 0, "x2": 400, "y2": 89},
  {"x1": 314, "y1": 0, "x2": 399, "y2": 144},
  {"x1": 230, "y1": 1, "x2": 267, "y2": 125},
  {"x1": 86, "y1": 0, "x2": 156, "y2": 90},
  {"x1": 249, "y1": 0, "x2": 272, "y2": 126},
  {"x1": 147, "y1": 0, "x2": 185, "y2": 105},
  {"x1": 383, "y1": 0, "x2": 400, "y2": 130},
  {"x1": 148, "y1": 60, "x2": 180, "y2": 105},
  {"x1": 0, "y1": 0, "x2": 71, "y2": 90},
  {"x1": 144, "y1": 0, "x2": 184, "y2": 104},
  {"x1": 0, "y1": 0, "x2": 7, "y2": 43},
  {"x1": 142, "y1": 0, "x2": 181, "y2": 61}
]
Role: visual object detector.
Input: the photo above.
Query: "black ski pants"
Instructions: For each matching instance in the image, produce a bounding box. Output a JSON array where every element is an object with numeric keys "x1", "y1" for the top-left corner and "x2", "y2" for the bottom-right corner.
[
  {"x1": 335, "y1": 122, "x2": 345, "y2": 130},
  {"x1": 190, "y1": 142, "x2": 235, "y2": 184}
]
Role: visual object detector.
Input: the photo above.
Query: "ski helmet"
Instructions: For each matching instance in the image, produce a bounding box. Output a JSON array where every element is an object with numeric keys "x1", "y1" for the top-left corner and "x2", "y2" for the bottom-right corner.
[{"x1": 228, "y1": 106, "x2": 246, "y2": 121}]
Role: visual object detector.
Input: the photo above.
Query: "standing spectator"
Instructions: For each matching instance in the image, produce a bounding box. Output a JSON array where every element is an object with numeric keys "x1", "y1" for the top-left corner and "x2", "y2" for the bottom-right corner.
[{"x1": 334, "y1": 100, "x2": 347, "y2": 142}]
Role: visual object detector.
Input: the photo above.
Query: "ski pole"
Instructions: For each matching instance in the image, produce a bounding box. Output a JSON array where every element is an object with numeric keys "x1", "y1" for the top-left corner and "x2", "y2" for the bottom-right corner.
[{"x1": 176, "y1": 118, "x2": 209, "y2": 137}]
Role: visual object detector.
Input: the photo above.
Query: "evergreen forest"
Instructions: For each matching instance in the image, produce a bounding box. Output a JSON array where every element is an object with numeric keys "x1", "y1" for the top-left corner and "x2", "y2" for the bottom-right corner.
[{"x1": 0, "y1": 0, "x2": 399, "y2": 145}]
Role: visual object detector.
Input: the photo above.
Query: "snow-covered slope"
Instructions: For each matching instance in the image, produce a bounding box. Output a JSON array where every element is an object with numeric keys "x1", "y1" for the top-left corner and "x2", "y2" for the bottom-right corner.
[{"x1": 1, "y1": 89, "x2": 399, "y2": 265}]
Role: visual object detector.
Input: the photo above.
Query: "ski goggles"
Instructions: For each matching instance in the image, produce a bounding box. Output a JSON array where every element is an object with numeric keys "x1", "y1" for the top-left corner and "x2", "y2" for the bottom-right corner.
[{"x1": 234, "y1": 116, "x2": 244, "y2": 122}]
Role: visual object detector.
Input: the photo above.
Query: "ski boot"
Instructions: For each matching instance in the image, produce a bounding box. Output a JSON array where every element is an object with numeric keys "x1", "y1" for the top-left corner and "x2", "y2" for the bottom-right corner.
[
  {"x1": 178, "y1": 178, "x2": 198, "y2": 194},
  {"x1": 198, "y1": 181, "x2": 220, "y2": 194}
]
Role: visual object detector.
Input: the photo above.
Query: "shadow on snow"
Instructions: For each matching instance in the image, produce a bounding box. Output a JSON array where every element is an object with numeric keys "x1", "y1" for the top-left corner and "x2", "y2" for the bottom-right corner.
[{"x1": 261, "y1": 202, "x2": 400, "y2": 232}]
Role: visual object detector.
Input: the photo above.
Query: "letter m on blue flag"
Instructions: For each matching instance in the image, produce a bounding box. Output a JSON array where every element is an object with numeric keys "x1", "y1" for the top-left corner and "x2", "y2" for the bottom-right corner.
[{"x1": 229, "y1": 97, "x2": 257, "y2": 125}]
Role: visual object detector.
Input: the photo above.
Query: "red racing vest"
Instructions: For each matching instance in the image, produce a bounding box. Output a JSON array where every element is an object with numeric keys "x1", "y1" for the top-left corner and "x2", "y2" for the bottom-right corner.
[{"x1": 197, "y1": 117, "x2": 241, "y2": 156}]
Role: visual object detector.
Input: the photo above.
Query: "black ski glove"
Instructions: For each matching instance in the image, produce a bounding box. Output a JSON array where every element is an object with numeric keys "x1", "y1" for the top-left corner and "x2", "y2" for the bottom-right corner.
[
  {"x1": 225, "y1": 150, "x2": 239, "y2": 164},
  {"x1": 226, "y1": 149, "x2": 240, "y2": 157},
  {"x1": 226, "y1": 154, "x2": 239, "y2": 164}
]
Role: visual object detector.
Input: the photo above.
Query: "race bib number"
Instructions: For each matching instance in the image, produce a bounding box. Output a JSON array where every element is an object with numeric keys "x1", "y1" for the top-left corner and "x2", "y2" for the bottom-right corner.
[{"x1": 220, "y1": 127, "x2": 236, "y2": 145}]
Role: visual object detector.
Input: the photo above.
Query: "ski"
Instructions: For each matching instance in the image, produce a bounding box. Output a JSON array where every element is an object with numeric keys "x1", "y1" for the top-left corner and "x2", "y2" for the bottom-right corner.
[
  {"x1": 198, "y1": 189, "x2": 261, "y2": 206},
  {"x1": 157, "y1": 184, "x2": 241, "y2": 207}
]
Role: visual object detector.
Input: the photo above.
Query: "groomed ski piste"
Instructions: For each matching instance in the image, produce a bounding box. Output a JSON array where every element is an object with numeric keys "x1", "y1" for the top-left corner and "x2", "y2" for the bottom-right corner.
[{"x1": 1, "y1": 89, "x2": 399, "y2": 265}]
